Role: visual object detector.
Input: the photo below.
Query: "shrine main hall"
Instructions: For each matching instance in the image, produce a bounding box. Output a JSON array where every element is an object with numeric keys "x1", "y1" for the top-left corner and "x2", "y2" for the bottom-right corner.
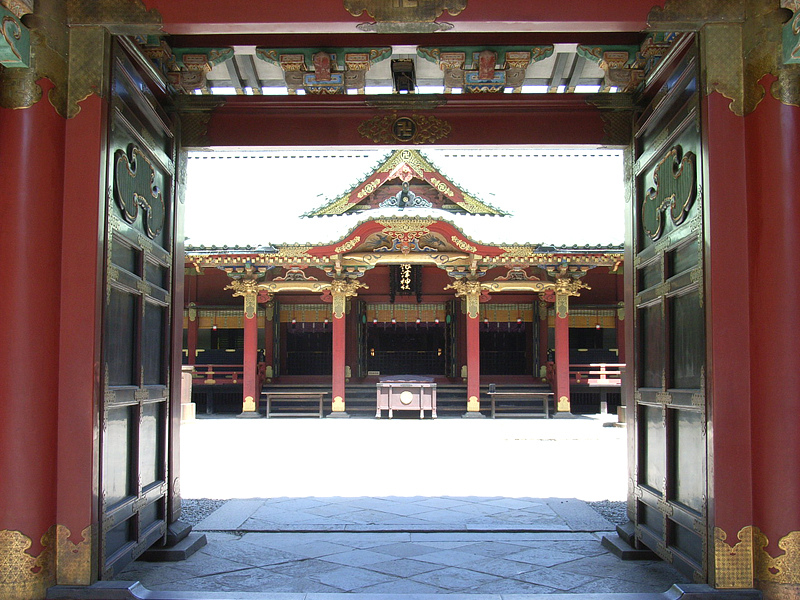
[{"x1": 0, "y1": 1, "x2": 799, "y2": 599}]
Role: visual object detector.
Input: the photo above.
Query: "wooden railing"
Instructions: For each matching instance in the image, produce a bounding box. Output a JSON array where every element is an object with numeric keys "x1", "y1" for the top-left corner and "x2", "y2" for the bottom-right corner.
[
  {"x1": 569, "y1": 363, "x2": 624, "y2": 386},
  {"x1": 191, "y1": 364, "x2": 244, "y2": 385}
]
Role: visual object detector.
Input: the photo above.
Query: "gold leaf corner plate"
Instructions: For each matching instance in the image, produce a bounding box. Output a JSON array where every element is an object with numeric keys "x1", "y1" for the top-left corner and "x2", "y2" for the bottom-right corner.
[
  {"x1": 715, "y1": 525, "x2": 800, "y2": 588},
  {"x1": 0, "y1": 524, "x2": 92, "y2": 599}
]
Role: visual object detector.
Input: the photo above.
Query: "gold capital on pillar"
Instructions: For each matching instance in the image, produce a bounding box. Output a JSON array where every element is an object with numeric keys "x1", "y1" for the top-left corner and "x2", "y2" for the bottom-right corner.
[
  {"x1": 330, "y1": 278, "x2": 368, "y2": 319},
  {"x1": 445, "y1": 278, "x2": 482, "y2": 319},
  {"x1": 225, "y1": 277, "x2": 261, "y2": 318},
  {"x1": 554, "y1": 276, "x2": 590, "y2": 319}
]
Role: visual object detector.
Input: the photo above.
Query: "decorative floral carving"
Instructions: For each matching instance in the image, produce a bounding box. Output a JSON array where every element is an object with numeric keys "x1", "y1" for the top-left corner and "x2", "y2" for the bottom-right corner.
[
  {"x1": 343, "y1": 0, "x2": 467, "y2": 23},
  {"x1": 334, "y1": 236, "x2": 361, "y2": 253},
  {"x1": 225, "y1": 277, "x2": 262, "y2": 318},
  {"x1": 329, "y1": 278, "x2": 368, "y2": 318},
  {"x1": 445, "y1": 278, "x2": 482, "y2": 318},
  {"x1": 358, "y1": 113, "x2": 452, "y2": 144}
]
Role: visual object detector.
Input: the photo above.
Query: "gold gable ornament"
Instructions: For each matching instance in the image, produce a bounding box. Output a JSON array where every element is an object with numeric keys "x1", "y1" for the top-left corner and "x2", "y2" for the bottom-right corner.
[{"x1": 345, "y1": 0, "x2": 467, "y2": 33}]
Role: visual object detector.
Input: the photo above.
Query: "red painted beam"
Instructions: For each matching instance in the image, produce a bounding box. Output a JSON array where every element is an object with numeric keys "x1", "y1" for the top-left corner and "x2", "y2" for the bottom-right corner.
[
  {"x1": 204, "y1": 94, "x2": 608, "y2": 148},
  {"x1": 144, "y1": 0, "x2": 660, "y2": 35}
]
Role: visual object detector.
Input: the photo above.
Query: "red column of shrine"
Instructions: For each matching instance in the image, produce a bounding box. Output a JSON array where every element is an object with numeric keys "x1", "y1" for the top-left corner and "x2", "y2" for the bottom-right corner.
[
  {"x1": 331, "y1": 309, "x2": 347, "y2": 413},
  {"x1": 0, "y1": 80, "x2": 66, "y2": 596},
  {"x1": 329, "y1": 279, "x2": 364, "y2": 415},
  {"x1": 554, "y1": 294, "x2": 571, "y2": 412},
  {"x1": 744, "y1": 86, "x2": 800, "y2": 598},
  {"x1": 241, "y1": 297, "x2": 259, "y2": 416},
  {"x1": 704, "y1": 90, "x2": 754, "y2": 588},
  {"x1": 226, "y1": 279, "x2": 260, "y2": 417},
  {"x1": 465, "y1": 303, "x2": 481, "y2": 413}
]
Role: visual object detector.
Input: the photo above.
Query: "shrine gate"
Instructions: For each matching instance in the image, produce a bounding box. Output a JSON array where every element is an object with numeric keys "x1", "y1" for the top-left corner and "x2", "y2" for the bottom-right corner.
[{"x1": 0, "y1": 1, "x2": 798, "y2": 599}]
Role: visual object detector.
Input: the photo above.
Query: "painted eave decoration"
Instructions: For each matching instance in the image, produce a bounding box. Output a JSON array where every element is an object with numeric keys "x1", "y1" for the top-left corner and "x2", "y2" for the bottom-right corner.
[
  {"x1": 185, "y1": 216, "x2": 623, "y2": 271},
  {"x1": 303, "y1": 148, "x2": 510, "y2": 218}
]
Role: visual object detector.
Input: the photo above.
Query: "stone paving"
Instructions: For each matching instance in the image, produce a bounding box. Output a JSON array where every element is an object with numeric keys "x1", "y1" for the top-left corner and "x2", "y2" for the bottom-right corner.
[
  {"x1": 116, "y1": 416, "x2": 689, "y2": 596},
  {"x1": 120, "y1": 528, "x2": 685, "y2": 595},
  {"x1": 193, "y1": 496, "x2": 612, "y2": 532}
]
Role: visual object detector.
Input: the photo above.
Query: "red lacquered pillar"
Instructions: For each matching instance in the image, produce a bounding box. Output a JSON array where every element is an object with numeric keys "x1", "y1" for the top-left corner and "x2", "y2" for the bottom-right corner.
[
  {"x1": 554, "y1": 292, "x2": 571, "y2": 412},
  {"x1": 330, "y1": 288, "x2": 348, "y2": 414},
  {"x1": 240, "y1": 292, "x2": 259, "y2": 417},
  {"x1": 463, "y1": 288, "x2": 482, "y2": 414},
  {"x1": 56, "y1": 92, "x2": 108, "y2": 586},
  {"x1": 745, "y1": 85, "x2": 800, "y2": 598},
  {"x1": 702, "y1": 91, "x2": 754, "y2": 589},
  {"x1": 0, "y1": 80, "x2": 66, "y2": 598}
]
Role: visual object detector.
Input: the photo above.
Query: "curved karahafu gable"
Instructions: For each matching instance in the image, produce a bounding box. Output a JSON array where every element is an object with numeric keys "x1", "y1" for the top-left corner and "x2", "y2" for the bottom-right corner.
[
  {"x1": 303, "y1": 149, "x2": 509, "y2": 217},
  {"x1": 305, "y1": 216, "x2": 507, "y2": 258}
]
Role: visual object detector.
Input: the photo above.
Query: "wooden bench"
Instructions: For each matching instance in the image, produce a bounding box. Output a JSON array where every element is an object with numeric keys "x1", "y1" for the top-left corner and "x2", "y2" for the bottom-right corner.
[
  {"x1": 487, "y1": 391, "x2": 553, "y2": 418},
  {"x1": 264, "y1": 392, "x2": 325, "y2": 418}
]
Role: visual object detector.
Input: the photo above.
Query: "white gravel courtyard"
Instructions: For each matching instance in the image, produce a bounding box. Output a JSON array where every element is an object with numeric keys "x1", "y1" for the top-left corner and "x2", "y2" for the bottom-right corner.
[{"x1": 179, "y1": 414, "x2": 627, "y2": 500}]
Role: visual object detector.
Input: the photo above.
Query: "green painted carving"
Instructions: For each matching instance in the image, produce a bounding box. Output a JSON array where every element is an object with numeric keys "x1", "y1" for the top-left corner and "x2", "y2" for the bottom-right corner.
[
  {"x1": 642, "y1": 146, "x2": 697, "y2": 241},
  {"x1": 113, "y1": 144, "x2": 165, "y2": 239},
  {"x1": 255, "y1": 47, "x2": 392, "y2": 71},
  {"x1": 417, "y1": 46, "x2": 552, "y2": 93},
  {"x1": 0, "y1": 5, "x2": 30, "y2": 68},
  {"x1": 172, "y1": 47, "x2": 234, "y2": 70},
  {"x1": 784, "y1": 10, "x2": 800, "y2": 64},
  {"x1": 576, "y1": 44, "x2": 640, "y2": 66},
  {"x1": 416, "y1": 46, "x2": 553, "y2": 69},
  {"x1": 577, "y1": 44, "x2": 646, "y2": 93}
]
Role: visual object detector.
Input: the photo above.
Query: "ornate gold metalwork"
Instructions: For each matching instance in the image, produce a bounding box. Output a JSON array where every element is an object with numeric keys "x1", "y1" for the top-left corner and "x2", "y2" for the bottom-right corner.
[
  {"x1": 226, "y1": 278, "x2": 261, "y2": 319},
  {"x1": 344, "y1": 0, "x2": 466, "y2": 23},
  {"x1": 558, "y1": 395, "x2": 571, "y2": 411},
  {"x1": 445, "y1": 279, "x2": 481, "y2": 318},
  {"x1": 358, "y1": 113, "x2": 452, "y2": 144},
  {"x1": 467, "y1": 395, "x2": 480, "y2": 411},
  {"x1": 177, "y1": 98, "x2": 226, "y2": 148},
  {"x1": 330, "y1": 279, "x2": 368, "y2": 319},
  {"x1": 0, "y1": 524, "x2": 92, "y2": 598},
  {"x1": 55, "y1": 525, "x2": 92, "y2": 585},
  {"x1": 715, "y1": 526, "x2": 756, "y2": 588},
  {"x1": 332, "y1": 395, "x2": 346, "y2": 411},
  {"x1": 649, "y1": 0, "x2": 800, "y2": 114},
  {"x1": 0, "y1": 65, "x2": 41, "y2": 108},
  {"x1": 715, "y1": 525, "x2": 800, "y2": 590}
]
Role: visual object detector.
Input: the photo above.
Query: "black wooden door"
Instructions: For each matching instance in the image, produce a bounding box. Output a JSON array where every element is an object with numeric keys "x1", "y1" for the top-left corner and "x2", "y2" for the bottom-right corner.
[
  {"x1": 630, "y1": 33, "x2": 708, "y2": 582},
  {"x1": 100, "y1": 38, "x2": 178, "y2": 578},
  {"x1": 446, "y1": 299, "x2": 458, "y2": 378}
]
